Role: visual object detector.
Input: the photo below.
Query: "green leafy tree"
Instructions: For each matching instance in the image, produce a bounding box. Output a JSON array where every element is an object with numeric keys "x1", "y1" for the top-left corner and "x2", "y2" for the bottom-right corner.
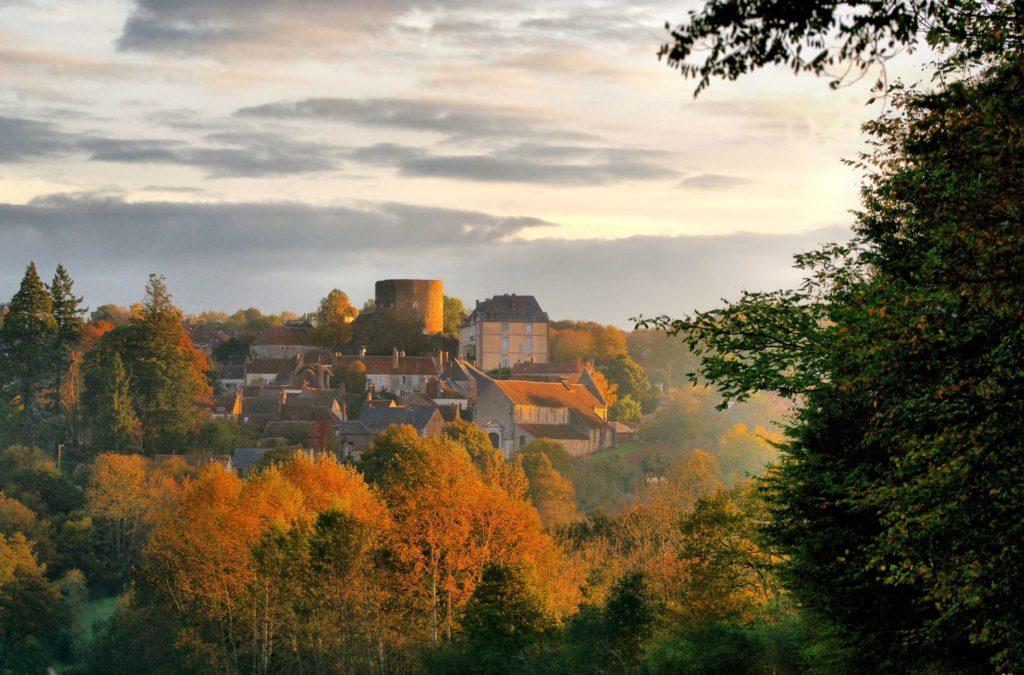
[
  {"x1": 446, "y1": 563, "x2": 554, "y2": 673},
  {"x1": 313, "y1": 289, "x2": 358, "y2": 352},
  {"x1": 661, "y1": 0, "x2": 1023, "y2": 95},
  {"x1": 643, "y1": 60, "x2": 1024, "y2": 671},
  {"x1": 0, "y1": 532, "x2": 68, "y2": 673},
  {"x1": 0, "y1": 263, "x2": 56, "y2": 444},
  {"x1": 609, "y1": 395, "x2": 642, "y2": 422},
  {"x1": 442, "y1": 295, "x2": 466, "y2": 339},
  {"x1": 601, "y1": 356, "x2": 655, "y2": 411}
]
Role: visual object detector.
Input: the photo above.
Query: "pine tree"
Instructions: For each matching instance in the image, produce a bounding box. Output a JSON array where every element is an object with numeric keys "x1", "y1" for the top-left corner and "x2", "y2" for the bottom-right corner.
[
  {"x1": 0, "y1": 263, "x2": 56, "y2": 443},
  {"x1": 90, "y1": 352, "x2": 142, "y2": 454},
  {"x1": 49, "y1": 264, "x2": 86, "y2": 427}
]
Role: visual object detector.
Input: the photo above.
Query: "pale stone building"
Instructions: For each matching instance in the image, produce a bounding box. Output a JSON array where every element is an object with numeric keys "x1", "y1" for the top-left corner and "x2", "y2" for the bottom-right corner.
[{"x1": 459, "y1": 294, "x2": 549, "y2": 371}]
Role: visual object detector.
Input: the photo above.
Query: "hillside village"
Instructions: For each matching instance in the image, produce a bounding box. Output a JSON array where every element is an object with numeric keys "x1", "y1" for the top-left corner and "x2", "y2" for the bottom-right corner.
[{"x1": 193, "y1": 278, "x2": 632, "y2": 475}]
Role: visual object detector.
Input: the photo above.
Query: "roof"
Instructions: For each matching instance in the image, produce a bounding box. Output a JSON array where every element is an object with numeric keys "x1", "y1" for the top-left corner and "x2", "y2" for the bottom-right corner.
[
  {"x1": 243, "y1": 398, "x2": 280, "y2": 415},
  {"x1": 253, "y1": 326, "x2": 317, "y2": 347},
  {"x1": 495, "y1": 380, "x2": 607, "y2": 427},
  {"x1": 247, "y1": 357, "x2": 299, "y2": 375},
  {"x1": 335, "y1": 420, "x2": 373, "y2": 436},
  {"x1": 360, "y1": 406, "x2": 441, "y2": 432},
  {"x1": 213, "y1": 394, "x2": 240, "y2": 413},
  {"x1": 336, "y1": 355, "x2": 440, "y2": 377},
  {"x1": 465, "y1": 294, "x2": 548, "y2": 325},
  {"x1": 217, "y1": 364, "x2": 245, "y2": 380},
  {"x1": 518, "y1": 423, "x2": 589, "y2": 440},
  {"x1": 511, "y1": 361, "x2": 582, "y2": 376},
  {"x1": 232, "y1": 447, "x2": 270, "y2": 473}
]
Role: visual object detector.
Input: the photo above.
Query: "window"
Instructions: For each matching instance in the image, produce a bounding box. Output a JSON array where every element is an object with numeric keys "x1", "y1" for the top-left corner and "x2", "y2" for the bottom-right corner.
[
  {"x1": 401, "y1": 375, "x2": 407, "y2": 385},
  {"x1": 525, "y1": 323, "x2": 533, "y2": 333},
  {"x1": 412, "y1": 375, "x2": 419, "y2": 386},
  {"x1": 501, "y1": 336, "x2": 509, "y2": 350},
  {"x1": 501, "y1": 354, "x2": 509, "y2": 368},
  {"x1": 525, "y1": 336, "x2": 533, "y2": 352},
  {"x1": 501, "y1": 322, "x2": 509, "y2": 332}
]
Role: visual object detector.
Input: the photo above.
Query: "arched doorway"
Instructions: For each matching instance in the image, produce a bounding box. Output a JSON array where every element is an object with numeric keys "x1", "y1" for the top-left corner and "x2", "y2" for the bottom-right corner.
[{"x1": 488, "y1": 433, "x2": 500, "y2": 448}]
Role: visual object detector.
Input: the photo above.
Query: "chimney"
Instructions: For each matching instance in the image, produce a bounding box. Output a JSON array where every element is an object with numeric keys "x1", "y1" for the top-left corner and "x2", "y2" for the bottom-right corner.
[
  {"x1": 399, "y1": 350, "x2": 406, "y2": 358},
  {"x1": 511, "y1": 293, "x2": 517, "y2": 311},
  {"x1": 359, "y1": 345, "x2": 367, "y2": 357},
  {"x1": 317, "y1": 365, "x2": 325, "y2": 389},
  {"x1": 392, "y1": 347, "x2": 399, "y2": 369}
]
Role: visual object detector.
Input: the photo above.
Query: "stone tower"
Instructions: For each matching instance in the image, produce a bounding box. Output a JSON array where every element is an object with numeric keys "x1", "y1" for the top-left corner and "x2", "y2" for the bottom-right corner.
[{"x1": 374, "y1": 279, "x2": 444, "y2": 335}]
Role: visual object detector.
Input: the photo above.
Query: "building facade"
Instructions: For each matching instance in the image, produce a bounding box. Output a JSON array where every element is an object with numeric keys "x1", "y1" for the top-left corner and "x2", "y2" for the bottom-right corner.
[{"x1": 459, "y1": 294, "x2": 550, "y2": 371}]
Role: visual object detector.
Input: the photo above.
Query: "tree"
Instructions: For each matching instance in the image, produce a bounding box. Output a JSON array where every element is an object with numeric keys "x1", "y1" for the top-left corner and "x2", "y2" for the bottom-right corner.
[
  {"x1": 88, "y1": 352, "x2": 142, "y2": 454},
  {"x1": 516, "y1": 449, "x2": 579, "y2": 528},
  {"x1": 609, "y1": 395, "x2": 642, "y2": 423},
  {"x1": 661, "y1": 0, "x2": 1023, "y2": 95},
  {"x1": 86, "y1": 276, "x2": 211, "y2": 455},
  {"x1": 442, "y1": 563, "x2": 554, "y2": 673},
  {"x1": 601, "y1": 356, "x2": 655, "y2": 410},
  {"x1": 442, "y1": 296, "x2": 466, "y2": 339},
  {"x1": 49, "y1": 265, "x2": 85, "y2": 418},
  {"x1": 0, "y1": 532, "x2": 67, "y2": 673},
  {"x1": 643, "y1": 60, "x2": 1024, "y2": 671},
  {"x1": 0, "y1": 263, "x2": 56, "y2": 444},
  {"x1": 313, "y1": 289, "x2": 358, "y2": 352}
]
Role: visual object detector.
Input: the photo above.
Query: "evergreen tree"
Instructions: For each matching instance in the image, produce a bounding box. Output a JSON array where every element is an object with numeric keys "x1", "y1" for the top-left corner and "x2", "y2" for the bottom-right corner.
[
  {"x1": 85, "y1": 275, "x2": 211, "y2": 455},
  {"x1": 90, "y1": 352, "x2": 142, "y2": 454},
  {"x1": 49, "y1": 265, "x2": 86, "y2": 430},
  {"x1": 0, "y1": 263, "x2": 56, "y2": 444}
]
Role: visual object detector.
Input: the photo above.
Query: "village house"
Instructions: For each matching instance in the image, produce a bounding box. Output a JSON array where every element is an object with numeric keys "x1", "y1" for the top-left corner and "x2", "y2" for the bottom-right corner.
[
  {"x1": 335, "y1": 348, "x2": 442, "y2": 397},
  {"x1": 359, "y1": 405, "x2": 447, "y2": 438},
  {"x1": 459, "y1": 294, "x2": 550, "y2": 371},
  {"x1": 250, "y1": 324, "x2": 320, "y2": 359},
  {"x1": 473, "y1": 374, "x2": 613, "y2": 457}
]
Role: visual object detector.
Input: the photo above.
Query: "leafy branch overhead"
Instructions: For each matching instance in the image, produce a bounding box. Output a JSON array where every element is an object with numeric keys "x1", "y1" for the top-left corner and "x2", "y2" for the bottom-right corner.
[{"x1": 661, "y1": 0, "x2": 1024, "y2": 94}]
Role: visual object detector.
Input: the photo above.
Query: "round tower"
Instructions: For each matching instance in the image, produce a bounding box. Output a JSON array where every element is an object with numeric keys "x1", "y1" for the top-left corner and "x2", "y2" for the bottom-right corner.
[{"x1": 374, "y1": 279, "x2": 444, "y2": 335}]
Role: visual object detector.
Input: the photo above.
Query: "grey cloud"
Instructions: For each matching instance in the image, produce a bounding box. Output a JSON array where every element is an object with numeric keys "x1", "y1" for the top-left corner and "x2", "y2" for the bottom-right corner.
[
  {"x1": 351, "y1": 142, "x2": 678, "y2": 185},
  {"x1": 0, "y1": 116, "x2": 78, "y2": 162},
  {"x1": 82, "y1": 132, "x2": 343, "y2": 177},
  {"x1": 679, "y1": 174, "x2": 753, "y2": 190},
  {"x1": 117, "y1": 0, "x2": 437, "y2": 54},
  {"x1": 236, "y1": 97, "x2": 591, "y2": 143},
  {"x1": 0, "y1": 192, "x2": 850, "y2": 324}
]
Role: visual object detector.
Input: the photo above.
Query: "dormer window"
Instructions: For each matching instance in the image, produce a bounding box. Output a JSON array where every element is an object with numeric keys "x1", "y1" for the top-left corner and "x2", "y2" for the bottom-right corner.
[{"x1": 501, "y1": 322, "x2": 509, "y2": 332}]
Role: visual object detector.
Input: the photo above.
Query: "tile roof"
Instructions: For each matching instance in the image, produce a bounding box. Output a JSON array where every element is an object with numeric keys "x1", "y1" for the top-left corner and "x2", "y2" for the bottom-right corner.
[
  {"x1": 495, "y1": 380, "x2": 606, "y2": 426},
  {"x1": 465, "y1": 294, "x2": 548, "y2": 324},
  {"x1": 511, "y1": 361, "x2": 582, "y2": 375},
  {"x1": 336, "y1": 355, "x2": 440, "y2": 377},
  {"x1": 335, "y1": 421, "x2": 373, "y2": 436},
  {"x1": 517, "y1": 423, "x2": 589, "y2": 440}
]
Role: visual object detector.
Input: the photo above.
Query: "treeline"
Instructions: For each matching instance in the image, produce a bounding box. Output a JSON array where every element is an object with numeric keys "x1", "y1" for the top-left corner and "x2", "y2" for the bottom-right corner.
[{"x1": 70, "y1": 423, "x2": 835, "y2": 674}]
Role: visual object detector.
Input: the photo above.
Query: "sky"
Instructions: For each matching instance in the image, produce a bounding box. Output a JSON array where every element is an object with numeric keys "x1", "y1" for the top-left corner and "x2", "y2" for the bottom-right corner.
[{"x1": 0, "y1": 0, "x2": 927, "y2": 326}]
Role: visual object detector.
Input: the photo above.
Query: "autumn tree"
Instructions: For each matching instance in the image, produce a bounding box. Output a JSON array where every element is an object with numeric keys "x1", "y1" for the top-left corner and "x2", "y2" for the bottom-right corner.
[
  {"x1": 0, "y1": 532, "x2": 67, "y2": 673},
  {"x1": 313, "y1": 289, "x2": 358, "y2": 352}
]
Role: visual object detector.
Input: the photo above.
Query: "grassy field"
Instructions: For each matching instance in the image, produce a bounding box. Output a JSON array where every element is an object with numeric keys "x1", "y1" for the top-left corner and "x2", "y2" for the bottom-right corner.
[{"x1": 80, "y1": 595, "x2": 120, "y2": 642}]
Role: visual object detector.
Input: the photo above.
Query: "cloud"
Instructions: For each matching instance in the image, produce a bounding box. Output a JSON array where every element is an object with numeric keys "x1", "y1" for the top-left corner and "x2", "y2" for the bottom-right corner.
[
  {"x1": 678, "y1": 173, "x2": 753, "y2": 190},
  {"x1": 0, "y1": 192, "x2": 850, "y2": 324},
  {"x1": 117, "y1": 0, "x2": 436, "y2": 55},
  {"x1": 81, "y1": 131, "x2": 345, "y2": 177},
  {"x1": 350, "y1": 142, "x2": 678, "y2": 185},
  {"x1": 236, "y1": 96, "x2": 592, "y2": 142},
  {"x1": 0, "y1": 116, "x2": 81, "y2": 162}
]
